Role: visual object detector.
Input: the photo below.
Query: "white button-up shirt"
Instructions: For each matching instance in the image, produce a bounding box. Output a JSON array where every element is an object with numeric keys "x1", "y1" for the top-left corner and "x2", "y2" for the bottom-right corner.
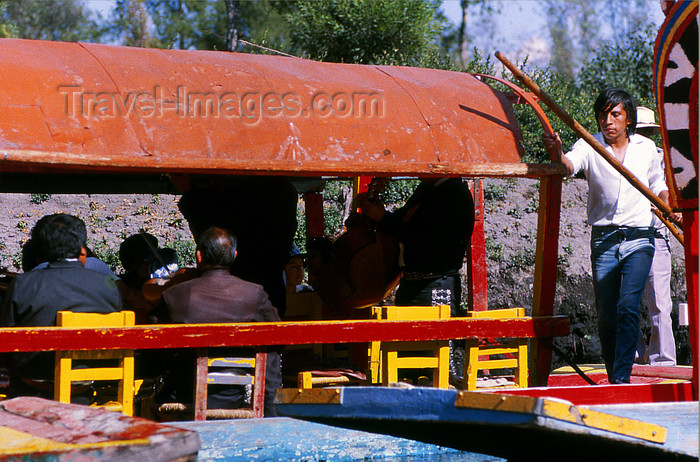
[{"x1": 565, "y1": 132, "x2": 668, "y2": 227}]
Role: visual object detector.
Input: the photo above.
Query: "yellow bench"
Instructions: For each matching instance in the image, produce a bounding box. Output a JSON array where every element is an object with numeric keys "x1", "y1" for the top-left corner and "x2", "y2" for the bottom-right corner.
[
  {"x1": 370, "y1": 305, "x2": 451, "y2": 389},
  {"x1": 464, "y1": 308, "x2": 528, "y2": 390},
  {"x1": 54, "y1": 311, "x2": 135, "y2": 416}
]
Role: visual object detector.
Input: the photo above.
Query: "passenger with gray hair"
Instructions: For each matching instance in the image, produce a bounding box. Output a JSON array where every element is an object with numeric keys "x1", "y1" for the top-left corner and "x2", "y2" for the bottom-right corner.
[{"x1": 156, "y1": 226, "x2": 282, "y2": 416}]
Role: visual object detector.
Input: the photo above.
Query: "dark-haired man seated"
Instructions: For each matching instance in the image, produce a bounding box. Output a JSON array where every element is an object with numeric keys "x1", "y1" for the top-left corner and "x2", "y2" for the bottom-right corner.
[
  {"x1": 154, "y1": 226, "x2": 282, "y2": 416},
  {"x1": 1, "y1": 213, "x2": 122, "y2": 400}
]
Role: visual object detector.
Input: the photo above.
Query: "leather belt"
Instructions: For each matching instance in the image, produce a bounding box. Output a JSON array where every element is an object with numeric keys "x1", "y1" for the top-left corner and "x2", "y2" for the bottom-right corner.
[{"x1": 402, "y1": 271, "x2": 460, "y2": 282}]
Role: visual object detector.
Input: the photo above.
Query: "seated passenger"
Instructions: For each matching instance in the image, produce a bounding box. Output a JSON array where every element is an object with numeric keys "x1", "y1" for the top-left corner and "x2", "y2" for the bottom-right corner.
[
  {"x1": 119, "y1": 232, "x2": 178, "y2": 290},
  {"x1": 118, "y1": 232, "x2": 180, "y2": 322},
  {"x1": 0, "y1": 214, "x2": 121, "y2": 400},
  {"x1": 284, "y1": 244, "x2": 311, "y2": 295},
  {"x1": 23, "y1": 238, "x2": 118, "y2": 280},
  {"x1": 154, "y1": 226, "x2": 282, "y2": 416}
]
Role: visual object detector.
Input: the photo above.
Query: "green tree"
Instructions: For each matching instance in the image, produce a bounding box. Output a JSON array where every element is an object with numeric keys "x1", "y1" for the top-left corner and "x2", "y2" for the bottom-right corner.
[
  {"x1": 577, "y1": 25, "x2": 657, "y2": 108},
  {"x1": 0, "y1": 1, "x2": 17, "y2": 38},
  {"x1": 110, "y1": 0, "x2": 159, "y2": 47},
  {"x1": 0, "y1": 0, "x2": 103, "y2": 42},
  {"x1": 287, "y1": 0, "x2": 447, "y2": 67},
  {"x1": 108, "y1": 0, "x2": 292, "y2": 52},
  {"x1": 545, "y1": 0, "x2": 576, "y2": 80}
]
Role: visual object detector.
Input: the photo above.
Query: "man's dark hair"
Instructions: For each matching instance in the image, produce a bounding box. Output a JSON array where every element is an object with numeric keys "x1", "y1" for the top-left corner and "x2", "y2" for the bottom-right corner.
[
  {"x1": 31, "y1": 213, "x2": 87, "y2": 262},
  {"x1": 197, "y1": 226, "x2": 237, "y2": 268},
  {"x1": 594, "y1": 88, "x2": 637, "y2": 135},
  {"x1": 119, "y1": 233, "x2": 158, "y2": 273},
  {"x1": 21, "y1": 239, "x2": 39, "y2": 271}
]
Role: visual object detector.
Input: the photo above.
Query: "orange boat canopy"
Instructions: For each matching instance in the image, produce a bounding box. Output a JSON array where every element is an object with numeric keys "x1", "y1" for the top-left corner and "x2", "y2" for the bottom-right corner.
[{"x1": 0, "y1": 39, "x2": 558, "y2": 188}]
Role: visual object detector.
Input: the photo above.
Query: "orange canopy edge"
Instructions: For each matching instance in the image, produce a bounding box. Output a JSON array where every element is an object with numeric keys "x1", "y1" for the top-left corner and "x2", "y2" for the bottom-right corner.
[{"x1": 0, "y1": 39, "x2": 552, "y2": 179}]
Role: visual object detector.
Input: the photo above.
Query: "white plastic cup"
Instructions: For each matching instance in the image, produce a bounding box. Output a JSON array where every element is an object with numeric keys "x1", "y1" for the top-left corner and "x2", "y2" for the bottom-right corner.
[{"x1": 678, "y1": 303, "x2": 689, "y2": 326}]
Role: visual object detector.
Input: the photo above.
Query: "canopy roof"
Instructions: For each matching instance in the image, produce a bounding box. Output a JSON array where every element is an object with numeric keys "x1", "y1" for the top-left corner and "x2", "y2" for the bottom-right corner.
[{"x1": 0, "y1": 39, "x2": 557, "y2": 190}]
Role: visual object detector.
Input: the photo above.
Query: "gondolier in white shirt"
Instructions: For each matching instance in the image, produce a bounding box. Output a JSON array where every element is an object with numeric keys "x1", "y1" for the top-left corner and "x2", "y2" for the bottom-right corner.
[{"x1": 542, "y1": 88, "x2": 678, "y2": 384}]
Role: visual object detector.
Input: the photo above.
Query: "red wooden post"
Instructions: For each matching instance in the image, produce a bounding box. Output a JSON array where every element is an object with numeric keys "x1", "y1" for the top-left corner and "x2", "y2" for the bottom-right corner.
[
  {"x1": 348, "y1": 175, "x2": 375, "y2": 365},
  {"x1": 194, "y1": 348, "x2": 209, "y2": 421},
  {"x1": 253, "y1": 350, "x2": 267, "y2": 418},
  {"x1": 530, "y1": 175, "x2": 562, "y2": 387},
  {"x1": 467, "y1": 179, "x2": 488, "y2": 312},
  {"x1": 356, "y1": 176, "x2": 373, "y2": 195},
  {"x1": 304, "y1": 192, "x2": 324, "y2": 239},
  {"x1": 682, "y1": 210, "x2": 698, "y2": 399}
]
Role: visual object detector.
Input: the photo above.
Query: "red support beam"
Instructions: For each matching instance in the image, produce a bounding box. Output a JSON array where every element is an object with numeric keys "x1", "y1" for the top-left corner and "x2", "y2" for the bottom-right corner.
[
  {"x1": 480, "y1": 381, "x2": 695, "y2": 405},
  {"x1": 0, "y1": 317, "x2": 569, "y2": 352},
  {"x1": 682, "y1": 209, "x2": 698, "y2": 399},
  {"x1": 530, "y1": 175, "x2": 562, "y2": 387},
  {"x1": 467, "y1": 179, "x2": 488, "y2": 312},
  {"x1": 253, "y1": 351, "x2": 267, "y2": 418},
  {"x1": 304, "y1": 192, "x2": 324, "y2": 239}
]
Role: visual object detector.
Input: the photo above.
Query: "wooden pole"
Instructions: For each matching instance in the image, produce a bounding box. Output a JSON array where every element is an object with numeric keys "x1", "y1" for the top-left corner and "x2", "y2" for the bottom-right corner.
[
  {"x1": 653, "y1": 208, "x2": 685, "y2": 246},
  {"x1": 495, "y1": 51, "x2": 676, "y2": 220}
]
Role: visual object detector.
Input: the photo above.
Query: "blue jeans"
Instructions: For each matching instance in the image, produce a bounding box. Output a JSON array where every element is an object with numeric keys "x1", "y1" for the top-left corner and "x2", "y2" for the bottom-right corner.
[{"x1": 591, "y1": 226, "x2": 655, "y2": 384}]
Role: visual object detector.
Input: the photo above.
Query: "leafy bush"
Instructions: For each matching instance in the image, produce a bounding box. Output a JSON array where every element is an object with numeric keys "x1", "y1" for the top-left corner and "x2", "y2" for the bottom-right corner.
[
  {"x1": 379, "y1": 179, "x2": 420, "y2": 209},
  {"x1": 88, "y1": 237, "x2": 121, "y2": 272},
  {"x1": 508, "y1": 248, "x2": 536, "y2": 269},
  {"x1": 288, "y1": 0, "x2": 448, "y2": 68},
  {"x1": 167, "y1": 237, "x2": 196, "y2": 268},
  {"x1": 30, "y1": 193, "x2": 51, "y2": 204},
  {"x1": 322, "y1": 179, "x2": 352, "y2": 237},
  {"x1": 484, "y1": 182, "x2": 509, "y2": 202},
  {"x1": 485, "y1": 236, "x2": 504, "y2": 262}
]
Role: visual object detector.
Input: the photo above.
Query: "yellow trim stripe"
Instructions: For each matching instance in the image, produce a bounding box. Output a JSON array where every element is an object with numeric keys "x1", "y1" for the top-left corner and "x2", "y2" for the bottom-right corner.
[
  {"x1": 455, "y1": 392, "x2": 667, "y2": 444},
  {"x1": 0, "y1": 426, "x2": 151, "y2": 456}
]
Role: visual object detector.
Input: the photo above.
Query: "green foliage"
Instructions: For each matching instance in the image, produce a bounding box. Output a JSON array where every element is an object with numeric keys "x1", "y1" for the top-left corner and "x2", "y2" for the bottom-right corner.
[
  {"x1": 483, "y1": 182, "x2": 509, "y2": 202},
  {"x1": 563, "y1": 243, "x2": 574, "y2": 255},
  {"x1": 30, "y1": 193, "x2": 50, "y2": 204},
  {"x1": 89, "y1": 237, "x2": 121, "y2": 272},
  {"x1": 514, "y1": 69, "x2": 596, "y2": 163},
  {"x1": 11, "y1": 249, "x2": 22, "y2": 271},
  {"x1": 557, "y1": 253, "x2": 570, "y2": 269},
  {"x1": 88, "y1": 214, "x2": 111, "y2": 229},
  {"x1": 322, "y1": 179, "x2": 351, "y2": 237},
  {"x1": 577, "y1": 26, "x2": 657, "y2": 109},
  {"x1": 0, "y1": 2, "x2": 17, "y2": 38},
  {"x1": 108, "y1": 0, "x2": 291, "y2": 51},
  {"x1": 506, "y1": 205, "x2": 522, "y2": 219},
  {"x1": 109, "y1": 0, "x2": 213, "y2": 48},
  {"x1": 379, "y1": 179, "x2": 420, "y2": 208},
  {"x1": 524, "y1": 195, "x2": 539, "y2": 214},
  {"x1": 462, "y1": 47, "x2": 496, "y2": 75},
  {"x1": 1, "y1": 0, "x2": 104, "y2": 42},
  {"x1": 508, "y1": 248, "x2": 536, "y2": 269},
  {"x1": 294, "y1": 204, "x2": 307, "y2": 253},
  {"x1": 167, "y1": 236, "x2": 196, "y2": 268},
  {"x1": 485, "y1": 236, "x2": 503, "y2": 262},
  {"x1": 287, "y1": 0, "x2": 448, "y2": 67}
]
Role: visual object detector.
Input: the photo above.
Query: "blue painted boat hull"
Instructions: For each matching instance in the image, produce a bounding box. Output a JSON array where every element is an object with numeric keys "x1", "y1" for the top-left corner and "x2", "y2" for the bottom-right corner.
[
  {"x1": 275, "y1": 386, "x2": 698, "y2": 462},
  {"x1": 174, "y1": 417, "x2": 505, "y2": 461}
]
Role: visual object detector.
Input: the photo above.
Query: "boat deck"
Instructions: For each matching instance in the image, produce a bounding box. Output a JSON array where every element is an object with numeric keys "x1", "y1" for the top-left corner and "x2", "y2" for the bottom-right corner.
[
  {"x1": 275, "y1": 386, "x2": 698, "y2": 462},
  {"x1": 174, "y1": 417, "x2": 504, "y2": 462},
  {"x1": 0, "y1": 397, "x2": 199, "y2": 461}
]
